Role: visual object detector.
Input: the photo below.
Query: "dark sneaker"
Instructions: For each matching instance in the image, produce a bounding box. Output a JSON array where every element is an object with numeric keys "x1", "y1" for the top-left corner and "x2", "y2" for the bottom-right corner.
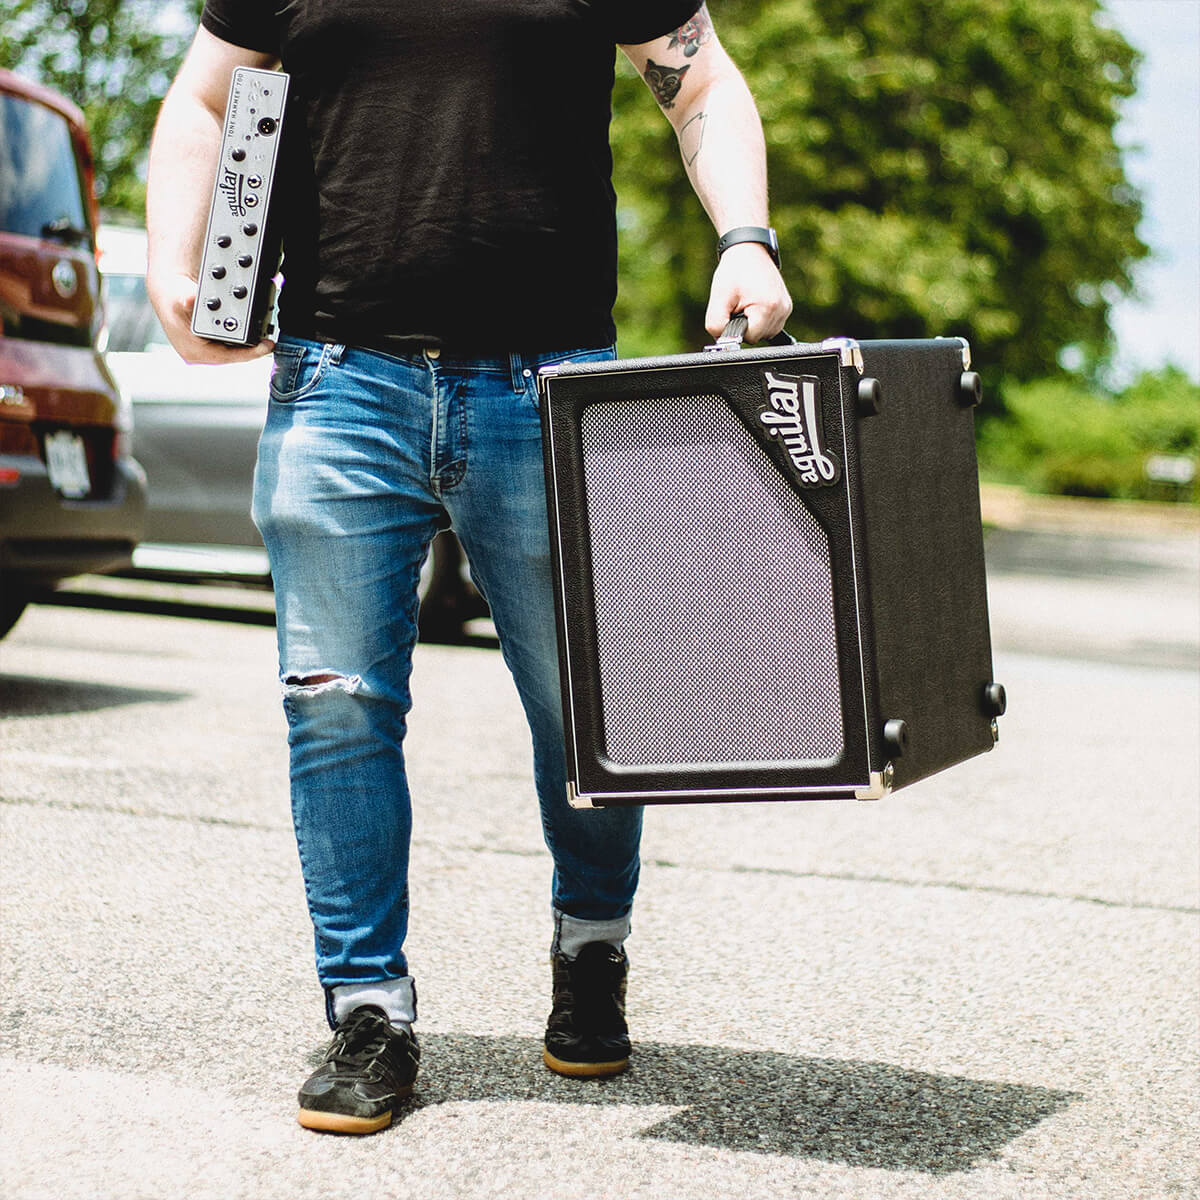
[
  {"x1": 543, "y1": 941, "x2": 631, "y2": 1078},
  {"x1": 297, "y1": 1005, "x2": 419, "y2": 1134}
]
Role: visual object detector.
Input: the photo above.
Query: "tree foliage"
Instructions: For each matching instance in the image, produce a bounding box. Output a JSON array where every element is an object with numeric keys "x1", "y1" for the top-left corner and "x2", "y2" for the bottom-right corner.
[
  {"x1": 0, "y1": 0, "x2": 202, "y2": 213},
  {"x1": 612, "y1": 0, "x2": 1148, "y2": 389},
  {"x1": 2, "y1": 0, "x2": 1148, "y2": 390},
  {"x1": 977, "y1": 367, "x2": 1199, "y2": 500}
]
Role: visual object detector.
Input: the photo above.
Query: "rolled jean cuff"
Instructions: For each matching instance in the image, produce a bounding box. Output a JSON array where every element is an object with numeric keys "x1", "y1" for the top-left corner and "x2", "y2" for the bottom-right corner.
[
  {"x1": 552, "y1": 908, "x2": 632, "y2": 959},
  {"x1": 327, "y1": 976, "x2": 418, "y2": 1030}
]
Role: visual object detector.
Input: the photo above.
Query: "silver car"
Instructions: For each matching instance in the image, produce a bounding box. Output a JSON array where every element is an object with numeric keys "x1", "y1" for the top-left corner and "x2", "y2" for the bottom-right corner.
[{"x1": 100, "y1": 224, "x2": 272, "y2": 583}]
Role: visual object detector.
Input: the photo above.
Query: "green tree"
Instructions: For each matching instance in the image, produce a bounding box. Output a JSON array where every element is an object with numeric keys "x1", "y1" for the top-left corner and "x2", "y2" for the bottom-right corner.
[
  {"x1": 611, "y1": 0, "x2": 1147, "y2": 391},
  {"x1": 1, "y1": 0, "x2": 202, "y2": 214},
  {"x1": 976, "y1": 366, "x2": 1198, "y2": 499}
]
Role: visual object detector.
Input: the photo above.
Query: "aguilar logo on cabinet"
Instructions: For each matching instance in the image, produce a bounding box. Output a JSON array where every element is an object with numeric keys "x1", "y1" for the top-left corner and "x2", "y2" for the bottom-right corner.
[{"x1": 758, "y1": 370, "x2": 841, "y2": 486}]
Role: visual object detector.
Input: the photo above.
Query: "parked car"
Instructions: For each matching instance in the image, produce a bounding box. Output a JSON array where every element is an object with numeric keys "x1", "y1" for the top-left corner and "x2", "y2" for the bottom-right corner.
[
  {"x1": 0, "y1": 70, "x2": 147, "y2": 640},
  {"x1": 98, "y1": 225, "x2": 488, "y2": 638},
  {"x1": 99, "y1": 223, "x2": 273, "y2": 583}
]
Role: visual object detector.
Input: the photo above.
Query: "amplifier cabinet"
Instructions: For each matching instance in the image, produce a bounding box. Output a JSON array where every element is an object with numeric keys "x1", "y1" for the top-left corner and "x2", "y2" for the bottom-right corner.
[{"x1": 538, "y1": 337, "x2": 1005, "y2": 808}]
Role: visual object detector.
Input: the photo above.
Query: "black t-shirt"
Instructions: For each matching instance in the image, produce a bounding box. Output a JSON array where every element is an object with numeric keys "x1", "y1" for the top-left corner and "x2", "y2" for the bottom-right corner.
[{"x1": 199, "y1": 0, "x2": 702, "y2": 352}]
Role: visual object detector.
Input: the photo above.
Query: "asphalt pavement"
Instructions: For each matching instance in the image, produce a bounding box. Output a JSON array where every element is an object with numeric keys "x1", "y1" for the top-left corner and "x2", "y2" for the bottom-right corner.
[{"x1": 0, "y1": 505, "x2": 1196, "y2": 1200}]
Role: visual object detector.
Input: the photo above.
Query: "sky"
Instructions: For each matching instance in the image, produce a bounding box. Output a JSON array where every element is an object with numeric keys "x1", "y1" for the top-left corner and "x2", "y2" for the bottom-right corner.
[{"x1": 1102, "y1": 0, "x2": 1200, "y2": 381}]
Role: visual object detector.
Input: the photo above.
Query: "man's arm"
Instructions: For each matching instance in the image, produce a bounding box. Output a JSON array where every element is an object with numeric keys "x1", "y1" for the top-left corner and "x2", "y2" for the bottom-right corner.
[
  {"x1": 146, "y1": 27, "x2": 279, "y2": 363},
  {"x1": 621, "y1": 6, "x2": 792, "y2": 343}
]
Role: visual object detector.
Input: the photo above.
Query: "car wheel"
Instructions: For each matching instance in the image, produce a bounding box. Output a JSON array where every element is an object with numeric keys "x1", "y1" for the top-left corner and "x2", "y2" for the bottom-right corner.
[
  {"x1": 0, "y1": 589, "x2": 29, "y2": 641},
  {"x1": 418, "y1": 530, "x2": 490, "y2": 644}
]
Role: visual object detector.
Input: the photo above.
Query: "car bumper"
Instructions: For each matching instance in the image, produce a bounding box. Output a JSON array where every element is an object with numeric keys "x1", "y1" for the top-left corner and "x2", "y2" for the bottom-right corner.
[{"x1": 0, "y1": 455, "x2": 148, "y2": 584}]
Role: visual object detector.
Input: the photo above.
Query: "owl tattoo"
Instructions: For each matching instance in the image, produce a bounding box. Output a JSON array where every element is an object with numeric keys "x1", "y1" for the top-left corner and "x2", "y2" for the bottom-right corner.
[{"x1": 645, "y1": 59, "x2": 690, "y2": 110}]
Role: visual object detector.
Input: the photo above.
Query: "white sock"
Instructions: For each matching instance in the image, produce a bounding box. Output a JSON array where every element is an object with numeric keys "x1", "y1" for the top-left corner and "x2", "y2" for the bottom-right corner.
[
  {"x1": 330, "y1": 976, "x2": 417, "y2": 1032},
  {"x1": 552, "y1": 909, "x2": 631, "y2": 959}
]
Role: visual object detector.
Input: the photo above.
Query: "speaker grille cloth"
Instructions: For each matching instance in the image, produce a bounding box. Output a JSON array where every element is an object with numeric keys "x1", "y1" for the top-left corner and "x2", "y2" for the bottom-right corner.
[{"x1": 580, "y1": 394, "x2": 844, "y2": 767}]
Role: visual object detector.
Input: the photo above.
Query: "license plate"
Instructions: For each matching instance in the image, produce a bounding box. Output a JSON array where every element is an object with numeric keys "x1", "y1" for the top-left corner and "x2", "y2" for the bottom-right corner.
[{"x1": 44, "y1": 430, "x2": 91, "y2": 498}]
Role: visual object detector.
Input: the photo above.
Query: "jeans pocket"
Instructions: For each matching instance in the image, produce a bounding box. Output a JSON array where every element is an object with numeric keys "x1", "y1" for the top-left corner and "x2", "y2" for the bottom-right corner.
[
  {"x1": 524, "y1": 345, "x2": 616, "y2": 411},
  {"x1": 270, "y1": 339, "x2": 333, "y2": 402}
]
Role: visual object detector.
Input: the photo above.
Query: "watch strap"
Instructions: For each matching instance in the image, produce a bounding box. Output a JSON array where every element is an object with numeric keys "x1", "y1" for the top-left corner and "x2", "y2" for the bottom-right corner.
[{"x1": 716, "y1": 226, "x2": 780, "y2": 267}]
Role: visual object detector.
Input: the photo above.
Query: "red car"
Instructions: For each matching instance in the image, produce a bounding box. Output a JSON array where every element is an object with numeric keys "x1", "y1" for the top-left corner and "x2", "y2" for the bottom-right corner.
[{"x1": 0, "y1": 69, "x2": 146, "y2": 639}]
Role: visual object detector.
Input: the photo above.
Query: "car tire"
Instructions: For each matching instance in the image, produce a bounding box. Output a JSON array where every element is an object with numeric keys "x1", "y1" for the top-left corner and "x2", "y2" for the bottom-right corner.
[
  {"x1": 0, "y1": 590, "x2": 29, "y2": 641},
  {"x1": 417, "y1": 530, "x2": 490, "y2": 644}
]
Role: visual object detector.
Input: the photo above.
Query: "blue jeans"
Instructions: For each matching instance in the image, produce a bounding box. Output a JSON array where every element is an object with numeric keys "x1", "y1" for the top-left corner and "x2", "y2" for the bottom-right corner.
[{"x1": 252, "y1": 337, "x2": 642, "y2": 1008}]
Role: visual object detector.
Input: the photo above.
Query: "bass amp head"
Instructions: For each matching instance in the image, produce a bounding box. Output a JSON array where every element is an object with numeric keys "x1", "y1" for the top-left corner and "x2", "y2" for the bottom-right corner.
[{"x1": 537, "y1": 335, "x2": 1005, "y2": 808}]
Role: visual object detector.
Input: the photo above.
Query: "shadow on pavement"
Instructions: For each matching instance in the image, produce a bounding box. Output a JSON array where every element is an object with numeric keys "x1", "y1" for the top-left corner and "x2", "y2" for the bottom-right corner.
[
  {"x1": 29, "y1": 588, "x2": 278, "y2": 628},
  {"x1": 30, "y1": 586, "x2": 501, "y2": 648},
  {"x1": 983, "y1": 527, "x2": 1197, "y2": 581},
  {"x1": 0, "y1": 674, "x2": 189, "y2": 717},
  {"x1": 386, "y1": 1034, "x2": 1079, "y2": 1175}
]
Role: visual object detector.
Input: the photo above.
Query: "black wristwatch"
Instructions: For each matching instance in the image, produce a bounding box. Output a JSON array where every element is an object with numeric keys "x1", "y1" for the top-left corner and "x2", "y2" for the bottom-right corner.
[{"x1": 716, "y1": 226, "x2": 780, "y2": 268}]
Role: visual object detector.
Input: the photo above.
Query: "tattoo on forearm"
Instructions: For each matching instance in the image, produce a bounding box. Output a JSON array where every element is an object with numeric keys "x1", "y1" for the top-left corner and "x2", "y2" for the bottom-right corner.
[
  {"x1": 644, "y1": 59, "x2": 690, "y2": 109},
  {"x1": 680, "y1": 111, "x2": 706, "y2": 166},
  {"x1": 668, "y1": 5, "x2": 713, "y2": 57}
]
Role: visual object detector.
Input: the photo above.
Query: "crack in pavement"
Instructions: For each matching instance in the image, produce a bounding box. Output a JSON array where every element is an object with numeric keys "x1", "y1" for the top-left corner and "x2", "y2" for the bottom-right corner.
[{"x1": 3, "y1": 792, "x2": 1195, "y2": 917}]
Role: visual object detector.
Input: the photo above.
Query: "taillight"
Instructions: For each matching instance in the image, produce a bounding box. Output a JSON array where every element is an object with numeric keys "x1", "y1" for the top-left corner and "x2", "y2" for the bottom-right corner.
[{"x1": 0, "y1": 421, "x2": 37, "y2": 485}]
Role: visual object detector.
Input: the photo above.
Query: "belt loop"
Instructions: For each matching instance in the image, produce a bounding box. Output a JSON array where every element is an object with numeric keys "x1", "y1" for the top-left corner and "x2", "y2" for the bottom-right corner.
[
  {"x1": 508, "y1": 352, "x2": 524, "y2": 394},
  {"x1": 328, "y1": 343, "x2": 346, "y2": 366}
]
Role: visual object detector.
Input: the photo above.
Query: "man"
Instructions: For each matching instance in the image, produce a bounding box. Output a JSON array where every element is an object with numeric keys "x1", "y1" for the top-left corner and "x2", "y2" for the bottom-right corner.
[{"x1": 147, "y1": 1, "x2": 791, "y2": 1135}]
